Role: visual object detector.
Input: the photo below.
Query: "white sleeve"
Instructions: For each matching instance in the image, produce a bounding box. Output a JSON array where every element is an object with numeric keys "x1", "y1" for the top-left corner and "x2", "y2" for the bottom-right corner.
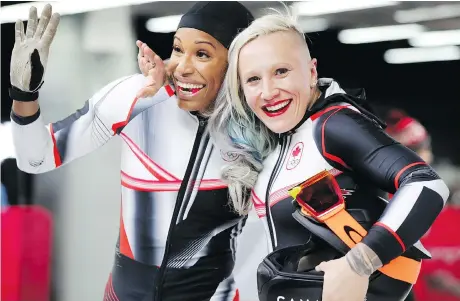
[{"x1": 11, "y1": 74, "x2": 175, "y2": 174}]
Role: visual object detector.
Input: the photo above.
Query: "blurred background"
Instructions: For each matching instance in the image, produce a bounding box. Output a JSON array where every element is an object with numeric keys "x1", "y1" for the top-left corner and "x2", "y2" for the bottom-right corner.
[{"x1": 1, "y1": 1, "x2": 459, "y2": 301}]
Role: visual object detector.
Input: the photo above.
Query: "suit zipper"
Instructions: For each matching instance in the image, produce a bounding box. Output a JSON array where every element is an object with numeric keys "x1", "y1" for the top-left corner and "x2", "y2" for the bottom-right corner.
[
  {"x1": 265, "y1": 135, "x2": 288, "y2": 250},
  {"x1": 154, "y1": 118, "x2": 207, "y2": 300}
]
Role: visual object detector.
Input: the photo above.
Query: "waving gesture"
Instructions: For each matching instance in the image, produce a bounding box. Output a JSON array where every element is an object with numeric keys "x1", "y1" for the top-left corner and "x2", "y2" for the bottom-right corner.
[
  {"x1": 136, "y1": 40, "x2": 168, "y2": 98},
  {"x1": 10, "y1": 4, "x2": 60, "y2": 101}
]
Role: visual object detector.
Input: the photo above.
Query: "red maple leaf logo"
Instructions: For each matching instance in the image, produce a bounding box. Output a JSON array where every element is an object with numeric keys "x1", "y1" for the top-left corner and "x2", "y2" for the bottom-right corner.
[{"x1": 292, "y1": 146, "x2": 301, "y2": 157}]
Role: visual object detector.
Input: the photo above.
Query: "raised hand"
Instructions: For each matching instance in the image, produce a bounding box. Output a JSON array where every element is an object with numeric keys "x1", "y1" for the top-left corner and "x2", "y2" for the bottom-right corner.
[
  {"x1": 136, "y1": 40, "x2": 167, "y2": 98},
  {"x1": 10, "y1": 4, "x2": 60, "y2": 101}
]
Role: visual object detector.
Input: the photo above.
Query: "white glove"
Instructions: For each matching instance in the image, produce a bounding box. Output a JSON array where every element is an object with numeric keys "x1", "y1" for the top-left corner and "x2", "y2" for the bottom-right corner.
[{"x1": 10, "y1": 4, "x2": 60, "y2": 101}]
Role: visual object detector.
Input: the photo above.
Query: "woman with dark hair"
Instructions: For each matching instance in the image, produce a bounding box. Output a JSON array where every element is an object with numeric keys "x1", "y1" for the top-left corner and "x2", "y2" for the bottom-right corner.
[{"x1": 9, "y1": 3, "x2": 256, "y2": 300}]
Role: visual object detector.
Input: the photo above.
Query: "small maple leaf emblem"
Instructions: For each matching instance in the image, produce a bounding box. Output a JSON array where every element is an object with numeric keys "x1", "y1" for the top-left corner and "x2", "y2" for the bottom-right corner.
[
  {"x1": 286, "y1": 142, "x2": 303, "y2": 170},
  {"x1": 292, "y1": 146, "x2": 301, "y2": 157}
]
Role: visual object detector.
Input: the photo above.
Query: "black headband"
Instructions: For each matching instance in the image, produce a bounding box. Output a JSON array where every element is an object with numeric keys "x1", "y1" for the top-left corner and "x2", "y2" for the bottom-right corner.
[{"x1": 177, "y1": 1, "x2": 254, "y2": 49}]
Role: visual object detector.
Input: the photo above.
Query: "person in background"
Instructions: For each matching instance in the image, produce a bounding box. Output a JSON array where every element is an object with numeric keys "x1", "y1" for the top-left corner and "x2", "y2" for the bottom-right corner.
[{"x1": 385, "y1": 109, "x2": 433, "y2": 164}]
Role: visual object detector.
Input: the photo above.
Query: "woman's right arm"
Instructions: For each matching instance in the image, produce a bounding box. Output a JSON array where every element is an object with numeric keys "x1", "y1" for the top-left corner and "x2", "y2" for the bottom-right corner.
[
  {"x1": 11, "y1": 75, "x2": 174, "y2": 174},
  {"x1": 10, "y1": 5, "x2": 171, "y2": 174}
]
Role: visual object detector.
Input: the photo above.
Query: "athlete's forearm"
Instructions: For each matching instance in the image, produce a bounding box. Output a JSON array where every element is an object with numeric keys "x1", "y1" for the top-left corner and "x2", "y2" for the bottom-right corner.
[{"x1": 345, "y1": 242, "x2": 383, "y2": 276}]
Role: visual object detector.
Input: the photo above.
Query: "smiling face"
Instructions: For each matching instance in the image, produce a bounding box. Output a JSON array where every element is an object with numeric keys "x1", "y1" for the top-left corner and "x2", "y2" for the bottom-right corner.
[
  {"x1": 167, "y1": 28, "x2": 228, "y2": 112},
  {"x1": 238, "y1": 31, "x2": 318, "y2": 134}
]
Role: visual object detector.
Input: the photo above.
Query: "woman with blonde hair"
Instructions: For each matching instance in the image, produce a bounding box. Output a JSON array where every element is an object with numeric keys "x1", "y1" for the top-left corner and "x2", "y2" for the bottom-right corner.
[{"x1": 208, "y1": 12, "x2": 450, "y2": 301}]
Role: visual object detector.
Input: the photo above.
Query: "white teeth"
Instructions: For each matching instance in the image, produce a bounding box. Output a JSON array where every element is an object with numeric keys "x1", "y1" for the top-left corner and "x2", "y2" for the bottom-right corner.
[
  {"x1": 177, "y1": 81, "x2": 205, "y2": 89},
  {"x1": 265, "y1": 100, "x2": 290, "y2": 112},
  {"x1": 181, "y1": 90, "x2": 193, "y2": 95}
]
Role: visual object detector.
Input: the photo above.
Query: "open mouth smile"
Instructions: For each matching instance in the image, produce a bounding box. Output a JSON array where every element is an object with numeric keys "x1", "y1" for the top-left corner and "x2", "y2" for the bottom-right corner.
[
  {"x1": 176, "y1": 80, "x2": 206, "y2": 96},
  {"x1": 262, "y1": 99, "x2": 293, "y2": 117}
]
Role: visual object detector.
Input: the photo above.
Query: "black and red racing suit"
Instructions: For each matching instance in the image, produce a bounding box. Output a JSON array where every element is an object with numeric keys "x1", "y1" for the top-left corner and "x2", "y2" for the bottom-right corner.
[{"x1": 251, "y1": 79, "x2": 449, "y2": 279}]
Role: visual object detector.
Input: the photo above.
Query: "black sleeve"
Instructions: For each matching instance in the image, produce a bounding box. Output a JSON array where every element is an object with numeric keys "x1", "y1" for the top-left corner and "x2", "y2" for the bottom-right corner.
[{"x1": 313, "y1": 107, "x2": 449, "y2": 265}]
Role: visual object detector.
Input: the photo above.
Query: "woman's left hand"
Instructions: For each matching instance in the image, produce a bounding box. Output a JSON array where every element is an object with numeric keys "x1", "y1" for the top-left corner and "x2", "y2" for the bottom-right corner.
[
  {"x1": 136, "y1": 40, "x2": 167, "y2": 98},
  {"x1": 316, "y1": 256, "x2": 370, "y2": 301}
]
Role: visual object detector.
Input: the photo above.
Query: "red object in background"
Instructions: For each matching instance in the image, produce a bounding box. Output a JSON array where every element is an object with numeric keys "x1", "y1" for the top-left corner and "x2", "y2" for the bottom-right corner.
[
  {"x1": 1, "y1": 205, "x2": 53, "y2": 301},
  {"x1": 413, "y1": 207, "x2": 460, "y2": 301}
]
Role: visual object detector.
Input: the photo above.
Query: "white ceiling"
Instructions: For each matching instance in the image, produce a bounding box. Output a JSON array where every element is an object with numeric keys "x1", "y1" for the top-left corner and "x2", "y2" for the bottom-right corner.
[{"x1": 131, "y1": 1, "x2": 460, "y2": 31}]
